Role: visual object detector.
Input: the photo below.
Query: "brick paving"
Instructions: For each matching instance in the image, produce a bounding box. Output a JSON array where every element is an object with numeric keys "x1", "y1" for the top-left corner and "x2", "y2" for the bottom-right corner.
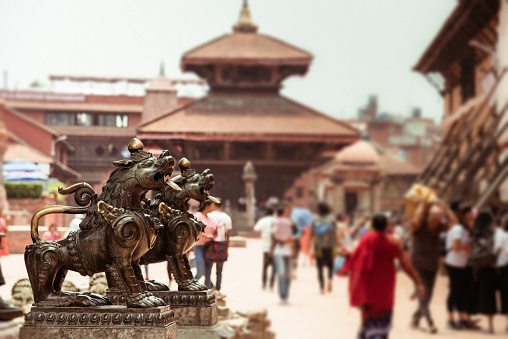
[{"x1": 1, "y1": 238, "x2": 506, "y2": 338}]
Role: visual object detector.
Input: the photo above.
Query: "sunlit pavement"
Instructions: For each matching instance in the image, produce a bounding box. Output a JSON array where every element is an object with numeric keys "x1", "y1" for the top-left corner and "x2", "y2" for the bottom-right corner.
[{"x1": 1, "y1": 238, "x2": 506, "y2": 338}]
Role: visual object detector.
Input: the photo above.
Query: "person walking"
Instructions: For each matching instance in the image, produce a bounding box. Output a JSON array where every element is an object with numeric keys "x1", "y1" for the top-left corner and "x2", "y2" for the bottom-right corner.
[
  {"x1": 309, "y1": 202, "x2": 337, "y2": 294},
  {"x1": 42, "y1": 223, "x2": 62, "y2": 241},
  {"x1": 444, "y1": 203, "x2": 474, "y2": 329},
  {"x1": 193, "y1": 201, "x2": 218, "y2": 289},
  {"x1": 254, "y1": 207, "x2": 277, "y2": 290},
  {"x1": 497, "y1": 215, "x2": 508, "y2": 333},
  {"x1": 270, "y1": 203, "x2": 295, "y2": 304},
  {"x1": 0, "y1": 211, "x2": 23, "y2": 320},
  {"x1": 342, "y1": 213, "x2": 424, "y2": 339},
  {"x1": 469, "y1": 209, "x2": 497, "y2": 334},
  {"x1": 409, "y1": 200, "x2": 457, "y2": 333},
  {"x1": 207, "y1": 199, "x2": 232, "y2": 294}
]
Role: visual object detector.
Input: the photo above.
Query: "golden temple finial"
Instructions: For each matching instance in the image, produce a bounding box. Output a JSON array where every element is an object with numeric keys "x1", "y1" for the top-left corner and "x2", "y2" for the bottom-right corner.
[
  {"x1": 234, "y1": 0, "x2": 257, "y2": 33},
  {"x1": 239, "y1": 0, "x2": 253, "y2": 25}
]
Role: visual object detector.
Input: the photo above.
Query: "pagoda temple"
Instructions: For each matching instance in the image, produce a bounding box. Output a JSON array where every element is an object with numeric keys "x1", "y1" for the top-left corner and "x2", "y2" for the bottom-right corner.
[{"x1": 138, "y1": 1, "x2": 359, "y2": 213}]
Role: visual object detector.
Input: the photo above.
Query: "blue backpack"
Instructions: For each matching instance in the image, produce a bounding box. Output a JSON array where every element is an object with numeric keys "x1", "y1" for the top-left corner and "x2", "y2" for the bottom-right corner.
[
  {"x1": 313, "y1": 216, "x2": 335, "y2": 248},
  {"x1": 314, "y1": 220, "x2": 333, "y2": 236}
]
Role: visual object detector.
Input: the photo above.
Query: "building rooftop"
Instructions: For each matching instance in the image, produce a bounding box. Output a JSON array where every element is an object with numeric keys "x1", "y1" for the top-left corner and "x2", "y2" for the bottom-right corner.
[
  {"x1": 182, "y1": 32, "x2": 312, "y2": 65},
  {"x1": 5, "y1": 100, "x2": 143, "y2": 113},
  {"x1": 181, "y1": 0, "x2": 312, "y2": 68},
  {"x1": 335, "y1": 140, "x2": 380, "y2": 165},
  {"x1": 413, "y1": 0, "x2": 498, "y2": 74},
  {"x1": 138, "y1": 93, "x2": 359, "y2": 142}
]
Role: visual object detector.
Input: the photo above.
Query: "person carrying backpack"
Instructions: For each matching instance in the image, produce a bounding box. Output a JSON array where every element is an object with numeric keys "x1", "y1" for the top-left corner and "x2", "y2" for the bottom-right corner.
[
  {"x1": 309, "y1": 202, "x2": 337, "y2": 294},
  {"x1": 469, "y1": 209, "x2": 497, "y2": 334}
]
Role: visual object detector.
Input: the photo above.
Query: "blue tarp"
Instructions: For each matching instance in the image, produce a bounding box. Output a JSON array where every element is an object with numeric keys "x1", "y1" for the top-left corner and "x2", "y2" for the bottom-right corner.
[
  {"x1": 3, "y1": 159, "x2": 48, "y2": 181},
  {"x1": 3, "y1": 159, "x2": 43, "y2": 172},
  {"x1": 4, "y1": 171, "x2": 48, "y2": 181}
]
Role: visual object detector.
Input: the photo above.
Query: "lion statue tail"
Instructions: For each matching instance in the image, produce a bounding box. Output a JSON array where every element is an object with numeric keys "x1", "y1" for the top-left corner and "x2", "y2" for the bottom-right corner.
[
  {"x1": 31, "y1": 182, "x2": 97, "y2": 243},
  {"x1": 31, "y1": 205, "x2": 89, "y2": 243}
]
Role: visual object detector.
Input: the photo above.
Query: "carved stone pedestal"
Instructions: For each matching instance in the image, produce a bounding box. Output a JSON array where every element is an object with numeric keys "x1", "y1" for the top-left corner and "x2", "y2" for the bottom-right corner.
[
  {"x1": 19, "y1": 305, "x2": 176, "y2": 339},
  {"x1": 108, "y1": 290, "x2": 221, "y2": 338}
]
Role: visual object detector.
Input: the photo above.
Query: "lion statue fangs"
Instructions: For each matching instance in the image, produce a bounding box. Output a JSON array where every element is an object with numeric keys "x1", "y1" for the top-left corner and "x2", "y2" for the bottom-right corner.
[{"x1": 25, "y1": 138, "x2": 177, "y2": 308}]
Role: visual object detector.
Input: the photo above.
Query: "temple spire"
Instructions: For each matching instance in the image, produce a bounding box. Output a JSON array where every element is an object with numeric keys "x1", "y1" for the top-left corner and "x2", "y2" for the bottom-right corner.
[{"x1": 233, "y1": 0, "x2": 258, "y2": 33}]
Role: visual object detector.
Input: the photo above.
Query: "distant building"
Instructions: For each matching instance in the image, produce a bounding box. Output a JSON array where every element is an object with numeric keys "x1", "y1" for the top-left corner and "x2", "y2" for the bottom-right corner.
[
  {"x1": 0, "y1": 72, "x2": 198, "y2": 192},
  {"x1": 349, "y1": 95, "x2": 441, "y2": 168},
  {"x1": 138, "y1": 2, "x2": 359, "y2": 218},
  {"x1": 285, "y1": 140, "x2": 420, "y2": 216}
]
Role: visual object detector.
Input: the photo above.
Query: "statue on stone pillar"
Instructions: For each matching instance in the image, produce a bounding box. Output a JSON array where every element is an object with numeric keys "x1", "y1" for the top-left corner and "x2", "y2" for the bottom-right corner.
[
  {"x1": 242, "y1": 161, "x2": 257, "y2": 229},
  {"x1": 24, "y1": 138, "x2": 177, "y2": 308}
]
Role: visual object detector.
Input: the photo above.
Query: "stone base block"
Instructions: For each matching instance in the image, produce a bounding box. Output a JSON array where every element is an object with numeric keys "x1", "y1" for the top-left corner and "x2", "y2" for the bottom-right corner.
[
  {"x1": 20, "y1": 305, "x2": 176, "y2": 339},
  {"x1": 107, "y1": 289, "x2": 218, "y2": 327},
  {"x1": 229, "y1": 236, "x2": 247, "y2": 247},
  {"x1": 0, "y1": 320, "x2": 21, "y2": 339},
  {"x1": 178, "y1": 323, "x2": 234, "y2": 339}
]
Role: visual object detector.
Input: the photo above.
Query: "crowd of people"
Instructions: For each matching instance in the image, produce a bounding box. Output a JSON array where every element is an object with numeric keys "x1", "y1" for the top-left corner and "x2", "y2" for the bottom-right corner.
[
  {"x1": 339, "y1": 200, "x2": 508, "y2": 337},
  {"x1": 250, "y1": 196, "x2": 508, "y2": 338}
]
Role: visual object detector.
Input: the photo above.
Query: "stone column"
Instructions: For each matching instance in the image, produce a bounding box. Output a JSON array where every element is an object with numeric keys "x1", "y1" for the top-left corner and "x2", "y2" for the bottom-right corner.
[
  {"x1": 330, "y1": 177, "x2": 345, "y2": 214},
  {"x1": 223, "y1": 141, "x2": 231, "y2": 160},
  {"x1": 0, "y1": 101, "x2": 9, "y2": 213},
  {"x1": 369, "y1": 176, "x2": 382, "y2": 214},
  {"x1": 265, "y1": 142, "x2": 274, "y2": 160},
  {"x1": 242, "y1": 161, "x2": 257, "y2": 229}
]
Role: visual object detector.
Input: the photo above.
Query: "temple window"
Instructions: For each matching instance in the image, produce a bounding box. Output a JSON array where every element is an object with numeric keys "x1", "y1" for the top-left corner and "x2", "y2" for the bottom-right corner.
[
  {"x1": 274, "y1": 145, "x2": 298, "y2": 161},
  {"x1": 195, "y1": 144, "x2": 222, "y2": 159},
  {"x1": 98, "y1": 114, "x2": 129, "y2": 127},
  {"x1": 233, "y1": 142, "x2": 263, "y2": 160},
  {"x1": 46, "y1": 112, "x2": 128, "y2": 127}
]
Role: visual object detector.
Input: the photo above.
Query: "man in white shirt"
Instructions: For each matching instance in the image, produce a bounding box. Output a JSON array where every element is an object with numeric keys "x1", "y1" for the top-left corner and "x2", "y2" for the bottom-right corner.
[
  {"x1": 254, "y1": 208, "x2": 276, "y2": 290},
  {"x1": 207, "y1": 200, "x2": 232, "y2": 292}
]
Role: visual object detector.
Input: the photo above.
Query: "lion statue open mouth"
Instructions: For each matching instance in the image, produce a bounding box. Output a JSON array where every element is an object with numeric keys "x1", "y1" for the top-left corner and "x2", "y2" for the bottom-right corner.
[{"x1": 25, "y1": 138, "x2": 179, "y2": 308}]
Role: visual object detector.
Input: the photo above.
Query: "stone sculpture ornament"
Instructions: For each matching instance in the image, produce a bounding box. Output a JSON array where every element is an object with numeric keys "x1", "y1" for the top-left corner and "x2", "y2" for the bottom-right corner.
[
  {"x1": 24, "y1": 138, "x2": 178, "y2": 308},
  {"x1": 139, "y1": 158, "x2": 218, "y2": 292}
]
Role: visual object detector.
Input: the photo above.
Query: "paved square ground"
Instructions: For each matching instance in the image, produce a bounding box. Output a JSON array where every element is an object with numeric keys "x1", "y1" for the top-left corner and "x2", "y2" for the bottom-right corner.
[{"x1": 1, "y1": 238, "x2": 506, "y2": 338}]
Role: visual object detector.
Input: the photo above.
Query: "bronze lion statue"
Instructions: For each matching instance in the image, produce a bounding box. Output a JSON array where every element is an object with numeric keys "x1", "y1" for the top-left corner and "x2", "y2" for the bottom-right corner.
[
  {"x1": 139, "y1": 158, "x2": 217, "y2": 291},
  {"x1": 24, "y1": 138, "x2": 177, "y2": 308}
]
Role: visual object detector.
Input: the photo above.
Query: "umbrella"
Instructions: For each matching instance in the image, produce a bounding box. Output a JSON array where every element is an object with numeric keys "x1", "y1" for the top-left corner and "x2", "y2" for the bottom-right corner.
[{"x1": 3, "y1": 159, "x2": 43, "y2": 172}]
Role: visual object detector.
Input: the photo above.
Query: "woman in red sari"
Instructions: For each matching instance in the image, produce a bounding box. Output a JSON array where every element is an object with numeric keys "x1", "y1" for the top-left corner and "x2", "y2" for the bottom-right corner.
[{"x1": 342, "y1": 214, "x2": 424, "y2": 339}]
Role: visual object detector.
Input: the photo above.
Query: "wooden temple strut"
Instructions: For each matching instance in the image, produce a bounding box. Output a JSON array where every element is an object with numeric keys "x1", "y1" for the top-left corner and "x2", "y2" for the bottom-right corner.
[
  {"x1": 419, "y1": 120, "x2": 460, "y2": 183},
  {"x1": 424, "y1": 68, "x2": 507, "y2": 188},
  {"x1": 457, "y1": 114, "x2": 508, "y2": 200},
  {"x1": 439, "y1": 103, "x2": 508, "y2": 196},
  {"x1": 475, "y1": 156, "x2": 508, "y2": 210}
]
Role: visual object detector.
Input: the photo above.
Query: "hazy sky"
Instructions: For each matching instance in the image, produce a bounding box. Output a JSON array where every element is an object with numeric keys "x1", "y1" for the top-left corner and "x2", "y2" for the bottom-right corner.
[{"x1": 0, "y1": 0, "x2": 456, "y2": 121}]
